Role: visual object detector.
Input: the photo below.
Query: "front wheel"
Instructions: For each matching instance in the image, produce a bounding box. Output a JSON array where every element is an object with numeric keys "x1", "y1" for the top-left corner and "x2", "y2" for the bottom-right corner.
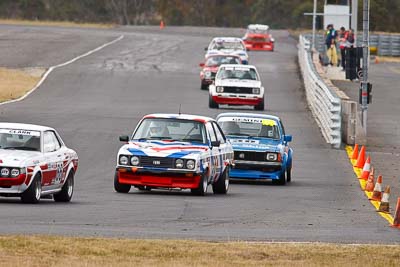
[
  {"x1": 273, "y1": 171, "x2": 286, "y2": 185},
  {"x1": 21, "y1": 174, "x2": 41, "y2": 204},
  {"x1": 114, "y1": 172, "x2": 131, "y2": 193},
  {"x1": 255, "y1": 100, "x2": 264, "y2": 111},
  {"x1": 201, "y1": 82, "x2": 208, "y2": 90},
  {"x1": 209, "y1": 95, "x2": 218, "y2": 109},
  {"x1": 191, "y1": 174, "x2": 208, "y2": 196},
  {"x1": 286, "y1": 164, "x2": 292, "y2": 183},
  {"x1": 212, "y1": 168, "x2": 229, "y2": 194},
  {"x1": 54, "y1": 171, "x2": 74, "y2": 202}
]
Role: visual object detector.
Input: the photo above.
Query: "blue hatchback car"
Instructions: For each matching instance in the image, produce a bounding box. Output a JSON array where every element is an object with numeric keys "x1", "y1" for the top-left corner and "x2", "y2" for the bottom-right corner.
[{"x1": 216, "y1": 112, "x2": 293, "y2": 185}]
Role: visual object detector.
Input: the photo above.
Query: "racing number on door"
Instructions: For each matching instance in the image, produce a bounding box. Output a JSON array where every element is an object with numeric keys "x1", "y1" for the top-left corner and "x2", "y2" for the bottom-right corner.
[{"x1": 55, "y1": 162, "x2": 63, "y2": 184}]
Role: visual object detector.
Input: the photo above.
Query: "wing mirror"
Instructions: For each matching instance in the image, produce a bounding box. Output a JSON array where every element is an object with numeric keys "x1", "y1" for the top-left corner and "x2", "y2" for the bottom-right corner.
[
  {"x1": 284, "y1": 135, "x2": 292, "y2": 142},
  {"x1": 119, "y1": 135, "x2": 129, "y2": 142},
  {"x1": 204, "y1": 47, "x2": 208, "y2": 51},
  {"x1": 211, "y1": 141, "x2": 220, "y2": 147}
]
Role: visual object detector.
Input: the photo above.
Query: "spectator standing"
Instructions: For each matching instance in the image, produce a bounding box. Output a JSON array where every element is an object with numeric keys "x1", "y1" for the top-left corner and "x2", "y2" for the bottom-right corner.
[
  {"x1": 325, "y1": 24, "x2": 338, "y2": 66},
  {"x1": 338, "y1": 26, "x2": 348, "y2": 70}
]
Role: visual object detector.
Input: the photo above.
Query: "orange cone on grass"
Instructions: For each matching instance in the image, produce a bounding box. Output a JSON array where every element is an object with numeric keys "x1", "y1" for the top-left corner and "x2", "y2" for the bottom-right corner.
[
  {"x1": 350, "y1": 144, "x2": 359, "y2": 160},
  {"x1": 359, "y1": 156, "x2": 371, "y2": 180},
  {"x1": 364, "y1": 168, "x2": 375, "y2": 192},
  {"x1": 354, "y1": 145, "x2": 366, "y2": 168},
  {"x1": 369, "y1": 175, "x2": 383, "y2": 201},
  {"x1": 377, "y1": 186, "x2": 390, "y2": 213},
  {"x1": 392, "y1": 198, "x2": 400, "y2": 228}
]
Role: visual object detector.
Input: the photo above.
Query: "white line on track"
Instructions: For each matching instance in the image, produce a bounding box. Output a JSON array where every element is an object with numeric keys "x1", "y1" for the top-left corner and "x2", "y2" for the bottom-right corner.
[{"x1": 0, "y1": 34, "x2": 124, "y2": 106}]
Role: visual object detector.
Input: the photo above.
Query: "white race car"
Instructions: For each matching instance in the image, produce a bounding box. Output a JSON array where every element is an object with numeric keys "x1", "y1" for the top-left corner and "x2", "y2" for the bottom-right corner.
[
  {"x1": 205, "y1": 37, "x2": 249, "y2": 64},
  {"x1": 0, "y1": 123, "x2": 78, "y2": 203},
  {"x1": 209, "y1": 64, "x2": 265, "y2": 110}
]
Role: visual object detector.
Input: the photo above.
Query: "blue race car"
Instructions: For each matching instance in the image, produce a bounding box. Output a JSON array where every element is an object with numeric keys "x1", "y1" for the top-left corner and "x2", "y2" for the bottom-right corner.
[{"x1": 216, "y1": 112, "x2": 293, "y2": 185}]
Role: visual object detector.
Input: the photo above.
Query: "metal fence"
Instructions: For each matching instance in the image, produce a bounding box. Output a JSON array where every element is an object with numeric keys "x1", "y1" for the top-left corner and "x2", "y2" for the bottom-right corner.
[
  {"x1": 307, "y1": 33, "x2": 400, "y2": 56},
  {"x1": 298, "y1": 35, "x2": 342, "y2": 148}
]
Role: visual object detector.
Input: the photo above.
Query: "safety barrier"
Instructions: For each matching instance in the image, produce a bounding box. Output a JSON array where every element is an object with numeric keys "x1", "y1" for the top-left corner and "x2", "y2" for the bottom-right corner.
[{"x1": 298, "y1": 35, "x2": 342, "y2": 148}]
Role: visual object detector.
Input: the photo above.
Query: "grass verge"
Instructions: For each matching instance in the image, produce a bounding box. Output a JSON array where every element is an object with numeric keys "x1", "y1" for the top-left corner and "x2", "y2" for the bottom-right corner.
[
  {"x1": 0, "y1": 19, "x2": 114, "y2": 28},
  {"x1": 0, "y1": 68, "x2": 43, "y2": 103},
  {"x1": 0, "y1": 235, "x2": 400, "y2": 267}
]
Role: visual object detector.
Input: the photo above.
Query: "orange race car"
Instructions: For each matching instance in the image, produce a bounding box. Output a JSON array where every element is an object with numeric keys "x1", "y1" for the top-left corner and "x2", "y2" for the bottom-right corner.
[{"x1": 242, "y1": 24, "x2": 275, "y2": 51}]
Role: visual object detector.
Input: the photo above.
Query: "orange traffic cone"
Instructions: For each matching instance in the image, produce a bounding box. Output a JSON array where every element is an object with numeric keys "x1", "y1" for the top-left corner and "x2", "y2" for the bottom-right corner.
[
  {"x1": 377, "y1": 186, "x2": 390, "y2": 213},
  {"x1": 369, "y1": 175, "x2": 383, "y2": 201},
  {"x1": 354, "y1": 145, "x2": 366, "y2": 168},
  {"x1": 392, "y1": 198, "x2": 400, "y2": 228},
  {"x1": 350, "y1": 144, "x2": 359, "y2": 160},
  {"x1": 364, "y1": 169, "x2": 375, "y2": 192},
  {"x1": 359, "y1": 156, "x2": 371, "y2": 180},
  {"x1": 160, "y1": 20, "x2": 165, "y2": 29}
]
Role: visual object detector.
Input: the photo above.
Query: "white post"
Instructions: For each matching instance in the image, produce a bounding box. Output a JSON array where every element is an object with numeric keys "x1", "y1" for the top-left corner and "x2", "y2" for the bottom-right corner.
[
  {"x1": 312, "y1": 0, "x2": 317, "y2": 50},
  {"x1": 351, "y1": 0, "x2": 358, "y2": 40}
]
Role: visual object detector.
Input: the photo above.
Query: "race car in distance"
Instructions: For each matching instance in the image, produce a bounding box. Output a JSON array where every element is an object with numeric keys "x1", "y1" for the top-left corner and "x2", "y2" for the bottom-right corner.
[
  {"x1": 217, "y1": 113, "x2": 293, "y2": 185},
  {"x1": 115, "y1": 114, "x2": 234, "y2": 196},
  {"x1": 199, "y1": 54, "x2": 242, "y2": 90},
  {"x1": 0, "y1": 123, "x2": 78, "y2": 203},
  {"x1": 205, "y1": 37, "x2": 249, "y2": 64},
  {"x1": 209, "y1": 64, "x2": 264, "y2": 110},
  {"x1": 243, "y1": 24, "x2": 275, "y2": 51}
]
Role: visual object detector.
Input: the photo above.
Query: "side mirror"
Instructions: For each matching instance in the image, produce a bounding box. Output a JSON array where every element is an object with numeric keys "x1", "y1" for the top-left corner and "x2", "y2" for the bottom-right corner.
[
  {"x1": 204, "y1": 47, "x2": 208, "y2": 51},
  {"x1": 284, "y1": 135, "x2": 292, "y2": 142},
  {"x1": 199, "y1": 63, "x2": 205, "y2": 67},
  {"x1": 211, "y1": 141, "x2": 220, "y2": 147},
  {"x1": 119, "y1": 135, "x2": 129, "y2": 142}
]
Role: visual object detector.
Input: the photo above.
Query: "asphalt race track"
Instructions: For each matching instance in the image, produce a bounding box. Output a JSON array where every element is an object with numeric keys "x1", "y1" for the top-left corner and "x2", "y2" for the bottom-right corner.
[{"x1": 0, "y1": 25, "x2": 399, "y2": 243}]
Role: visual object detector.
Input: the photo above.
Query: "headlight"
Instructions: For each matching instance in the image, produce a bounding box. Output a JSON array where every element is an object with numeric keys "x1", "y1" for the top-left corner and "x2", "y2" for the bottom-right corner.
[
  {"x1": 119, "y1": 155, "x2": 129, "y2": 165},
  {"x1": 186, "y1": 160, "x2": 195, "y2": 170},
  {"x1": 205, "y1": 71, "x2": 212, "y2": 78},
  {"x1": 10, "y1": 168, "x2": 20, "y2": 177},
  {"x1": 0, "y1": 168, "x2": 10, "y2": 177},
  {"x1": 266, "y1": 153, "x2": 277, "y2": 161},
  {"x1": 252, "y1": 88, "x2": 260, "y2": 94},
  {"x1": 216, "y1": 86, "x2": 224, "y2": 93},
  {"x1": 175, "y1": 159, "x2": 184, "y2": 168},
  {"x1": 130, "y1": 156, "x2": 140, "y2": 166},
  {"x1": 270, "y1": 38, "x2": 275, "y2": 42}
]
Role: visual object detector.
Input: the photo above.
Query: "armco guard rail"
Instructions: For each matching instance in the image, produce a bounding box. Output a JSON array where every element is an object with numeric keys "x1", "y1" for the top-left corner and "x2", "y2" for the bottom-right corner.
[{"x1": 298, "y1": 35, "x2": 342, "y2": 148}]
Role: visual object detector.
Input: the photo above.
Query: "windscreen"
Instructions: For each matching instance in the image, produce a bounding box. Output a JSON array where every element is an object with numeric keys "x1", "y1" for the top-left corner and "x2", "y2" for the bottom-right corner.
[
  {"x1": 205, "y1": 56, "x2": 241, "y2": 67},
  {"x1": 0, "y1": 128, "x2": 41, "y2": 151},
  {"x1": 216, "y1": 66, "x2": 258, "y2": 80},
  {"x1": 218, "y1": 117, "x2": 280, "y2": 139},
  {"x1": 133, "y1": 118, "x2": 207, "y2": 144}
]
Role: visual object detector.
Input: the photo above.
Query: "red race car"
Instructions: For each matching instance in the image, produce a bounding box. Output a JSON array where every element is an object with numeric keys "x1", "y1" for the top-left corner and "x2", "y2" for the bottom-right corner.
[
  {"x1": 199, "y1": 54, "x2": 242, "y2": 90},
  {"x1": 243, "y1": 24, "x2": 275, "y2": 51}
]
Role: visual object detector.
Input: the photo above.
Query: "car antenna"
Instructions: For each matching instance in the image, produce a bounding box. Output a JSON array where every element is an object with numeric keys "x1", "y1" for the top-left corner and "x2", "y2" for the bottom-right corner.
[{"x1": 178, "y1": 104, "x2": 182, "y2": 115}]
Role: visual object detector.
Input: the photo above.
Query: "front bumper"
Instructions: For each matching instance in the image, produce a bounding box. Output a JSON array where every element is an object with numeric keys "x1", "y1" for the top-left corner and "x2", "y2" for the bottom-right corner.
[
  {"x1": 230, "y1": 161, "x2": 283, "y2": 180},
  {"x1": 0, "y1": 174, "x2": 29, "y2": 194},
  {"x1": 212, "y1": 95, "x2": 263, "y2": 106},
  {"x1": 116, "y1": 167, "x2": 201, "y2": 189}
]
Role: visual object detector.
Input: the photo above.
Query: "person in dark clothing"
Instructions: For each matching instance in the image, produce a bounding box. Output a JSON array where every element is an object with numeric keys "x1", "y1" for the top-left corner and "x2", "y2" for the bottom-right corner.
[{"x1": 338, "y1": 26, "x2": 348, "y2": 70}]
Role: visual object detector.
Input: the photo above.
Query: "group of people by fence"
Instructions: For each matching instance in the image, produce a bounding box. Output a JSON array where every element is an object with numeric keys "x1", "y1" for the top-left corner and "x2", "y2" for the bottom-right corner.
[{"x1": 325, "y1": 24, "x2": 355, "y2": 70}]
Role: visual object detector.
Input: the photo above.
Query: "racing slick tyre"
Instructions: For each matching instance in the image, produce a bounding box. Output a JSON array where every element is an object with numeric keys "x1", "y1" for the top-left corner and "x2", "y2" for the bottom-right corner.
[
  {"x1": 273, "y1": 171, "x2": 286, "y2": 185},
  {"x1": 54, "y1": 171, "x2": 74, "y2": 202},
  {"x1": 209, "y1": 95, "x2": 218, "y2": 109},
  {"x1": 255, "y1": 101, "x2": 264, "y2": 111},
  {"x1": 286, "y1": 164, "x2": 292, "y2": 183},
  {"x1": 21, "y1": 174, "x2": 41, "y2": 204},
  {"x1": 114, "y1": 172, "x2": 131, "y2": 193},
  {"x1": 212, "y1": 168, "x2": 229, "y2": 194},
  {"x1": 191, "y1": 174, "x2": 208, "y2": 196}
]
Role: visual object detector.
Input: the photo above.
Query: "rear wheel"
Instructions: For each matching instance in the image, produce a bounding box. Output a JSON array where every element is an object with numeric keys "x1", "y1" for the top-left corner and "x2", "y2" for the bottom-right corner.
[
  {"x1": 21, "y1": 174, "x2": 41, "y2": 204},
  {"x1": 209, "y1": 95, "x2": 218, "y2": 109},
  {"x1": 212, "y1": 168, "x2": 229, "y2": 194},
  {"x1": 191, "y1": 174, "x2": 208, "y2": 196},
  {"x1": 286, "y1": 163, "x2": 292, "y2": 183},
  {"x1": 54, "y1": 171, "x2": 74, "y2": 202},
  {"x1": 255, "y1": 100, "x2": 264, "y2": 111},
  {"x1": 114, "y1": 172, "x2": 131, "y2": 193}
]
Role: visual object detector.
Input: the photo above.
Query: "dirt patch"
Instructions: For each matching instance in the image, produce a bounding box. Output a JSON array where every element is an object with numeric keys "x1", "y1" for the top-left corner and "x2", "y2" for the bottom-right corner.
[
  {"x1": 0, "y1": 67, "x2": 44, "y2": 102},
  {"x1": 0, "y1": 19, "x2": 114, "y2": 29}
]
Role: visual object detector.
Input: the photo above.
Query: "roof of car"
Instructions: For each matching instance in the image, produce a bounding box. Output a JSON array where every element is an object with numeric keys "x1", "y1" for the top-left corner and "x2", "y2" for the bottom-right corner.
[
  {"x1": 143, "y1": 114, "x2": 215, "y2": 123},
  {"x1": 247, "y1": 24, "x2": 269, "y2": 30},
  {"x1": 211, "y1": 37, "x2": 244, "y2": 43},
  {"x1": 0, "y1": 122, "x2": 55, "y2": 132},
  {"x1": 216, "y1": 112, "x2": 280, "y2": 121},
  {"x1": 218, "y1": 64, "x2": 257, "y2": 70},
  {"x1": 206, "y1": 54, "x2": 241, "y2": 58}
]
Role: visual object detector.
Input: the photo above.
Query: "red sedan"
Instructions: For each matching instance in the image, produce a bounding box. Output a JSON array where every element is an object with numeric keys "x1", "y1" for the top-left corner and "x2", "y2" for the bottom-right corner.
[{"x1": 243, "y1": 24, "x2": 275, "y2": 51}]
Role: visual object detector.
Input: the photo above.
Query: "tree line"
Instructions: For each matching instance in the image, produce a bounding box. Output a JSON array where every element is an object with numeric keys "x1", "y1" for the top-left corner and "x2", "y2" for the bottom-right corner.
[{"x1": 0, "y1": 0, "x2": 399, "y2": 32}]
